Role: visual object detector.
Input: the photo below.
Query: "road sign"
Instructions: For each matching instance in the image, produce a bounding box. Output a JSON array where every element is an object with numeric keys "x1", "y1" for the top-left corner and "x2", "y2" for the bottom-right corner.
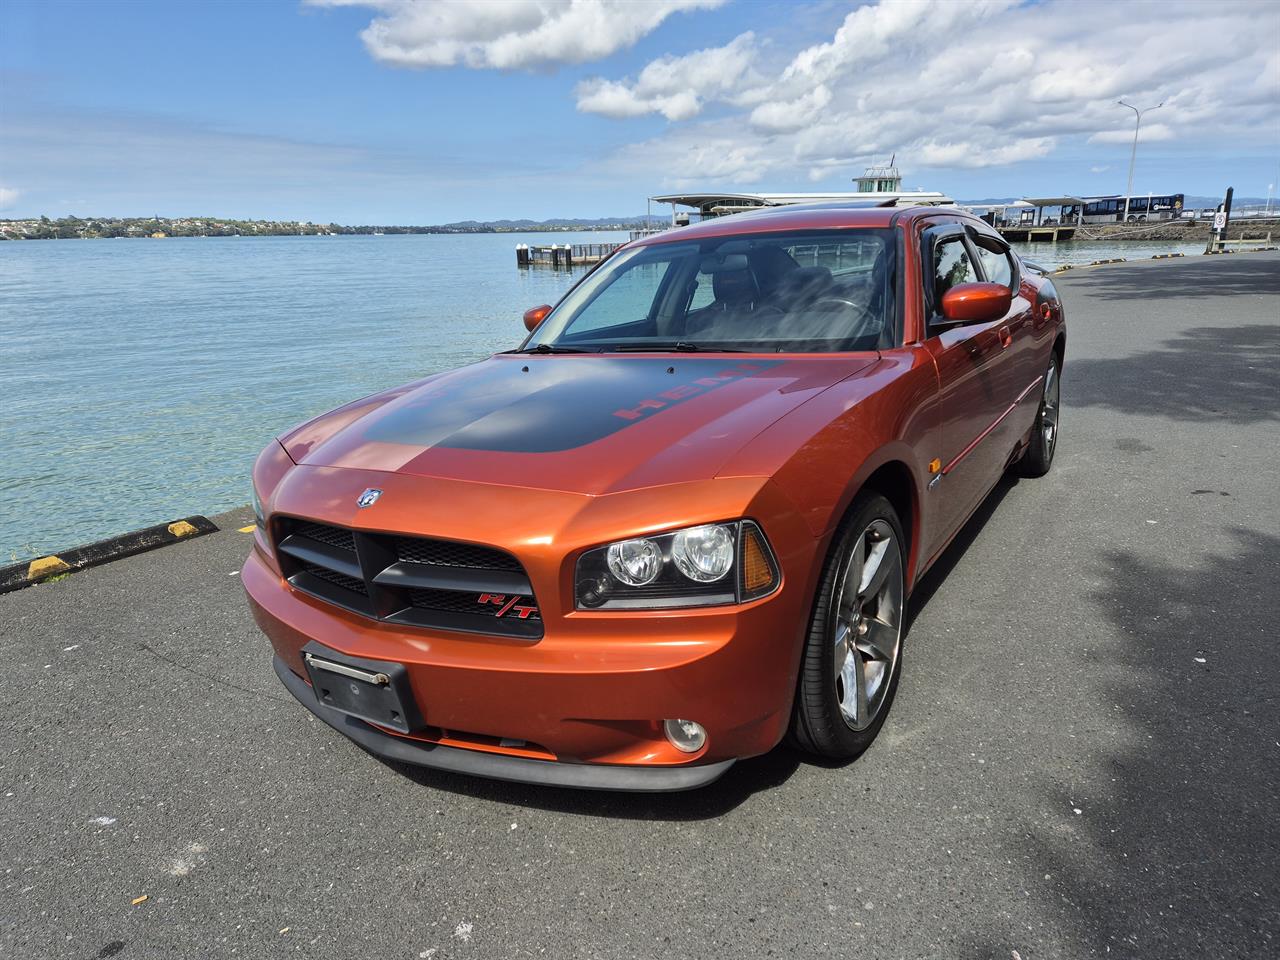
[{"x1": 1213, "y1": 211, "x2": 1227, "y2": 231}]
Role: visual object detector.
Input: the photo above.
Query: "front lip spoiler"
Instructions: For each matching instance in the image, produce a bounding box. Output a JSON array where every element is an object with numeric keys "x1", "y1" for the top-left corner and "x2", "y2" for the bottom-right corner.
[{"x1": 273, "y1": 656, "x2": 735, "y2": 792}]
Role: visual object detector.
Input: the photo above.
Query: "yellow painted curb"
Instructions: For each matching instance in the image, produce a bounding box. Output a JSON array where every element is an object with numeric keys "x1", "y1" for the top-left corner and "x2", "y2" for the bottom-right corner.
[
  {"x1": 28, "y1": 556, "x2": 71, "y2": 579},
  {"x1": 2, "y1": 515, "x2": 217, "y2": 595}
]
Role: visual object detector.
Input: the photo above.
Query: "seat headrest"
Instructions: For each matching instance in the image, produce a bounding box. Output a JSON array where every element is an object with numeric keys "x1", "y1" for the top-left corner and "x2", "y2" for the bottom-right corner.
[
  {"x1": 712, "y1": 268, "x2": 757, "y2": 305},
  {"x1": 774, "y1": 265, "x2": 833, "y2": 299}
]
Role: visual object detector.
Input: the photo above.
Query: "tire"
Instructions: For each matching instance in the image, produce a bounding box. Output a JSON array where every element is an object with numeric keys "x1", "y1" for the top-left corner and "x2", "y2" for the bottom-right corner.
[
  {"x1": 1016, "y1": 351, "x2": 1061, "y2": 478},
  {"x1": 789, "y1": 492, "x2": 906, "y2": 760}
]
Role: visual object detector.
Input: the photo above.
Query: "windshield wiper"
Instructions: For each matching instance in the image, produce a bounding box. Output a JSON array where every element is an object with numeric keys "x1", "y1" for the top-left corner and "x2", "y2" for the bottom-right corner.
[
  {"x1": 607, "y1": 341, "x2": 745, "y2": 353},
  {"x1": 511, "y1": 343, "x2": 592, "y2": 354}
]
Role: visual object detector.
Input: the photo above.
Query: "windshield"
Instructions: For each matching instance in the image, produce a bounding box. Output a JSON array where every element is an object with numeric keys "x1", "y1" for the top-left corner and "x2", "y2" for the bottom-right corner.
[{"x1": 525, "y1": 228, "x2": 897, "y2": 353}]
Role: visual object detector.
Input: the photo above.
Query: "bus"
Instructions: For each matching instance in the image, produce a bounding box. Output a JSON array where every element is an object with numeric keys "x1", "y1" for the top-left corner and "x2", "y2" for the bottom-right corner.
[{"x1": 1060, "y1": 194, "x2": 1185, "y2": 224}]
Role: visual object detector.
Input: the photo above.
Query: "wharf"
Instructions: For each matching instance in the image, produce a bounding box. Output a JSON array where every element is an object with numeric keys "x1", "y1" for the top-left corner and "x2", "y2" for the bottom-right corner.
[
  {"x1": 997, "y1": 224, "x2": 1077, "y2": 242},
  {"x1": 516, "y1": 240, "x2": 623, "y2": 268}
]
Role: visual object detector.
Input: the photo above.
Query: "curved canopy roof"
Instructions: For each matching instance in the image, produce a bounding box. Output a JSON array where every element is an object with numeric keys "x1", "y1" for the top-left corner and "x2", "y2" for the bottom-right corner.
[{"x1": 650, "y1": 191, "x2": 953, "y2": 210}]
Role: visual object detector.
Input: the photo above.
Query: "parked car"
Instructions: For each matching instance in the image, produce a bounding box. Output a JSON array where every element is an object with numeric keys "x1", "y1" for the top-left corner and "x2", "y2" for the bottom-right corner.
[{"x1": 243, "y1": 204, "x2": 1066, "y2": 791}]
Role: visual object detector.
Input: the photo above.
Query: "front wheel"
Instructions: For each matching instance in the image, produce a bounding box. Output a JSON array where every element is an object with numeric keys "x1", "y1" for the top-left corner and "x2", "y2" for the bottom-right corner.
[
  {"x1": 1016, "y1": 352, "x2": 1061, "y2": 477},
  {"x1": 789, "y1": 492, "x2": 906, "y2": 759}
]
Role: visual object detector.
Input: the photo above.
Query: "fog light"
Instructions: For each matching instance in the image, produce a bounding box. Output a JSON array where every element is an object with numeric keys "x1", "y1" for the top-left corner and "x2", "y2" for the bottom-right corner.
[{"x1": 663, "y1": 718, "x2": 707, "y2": 753}]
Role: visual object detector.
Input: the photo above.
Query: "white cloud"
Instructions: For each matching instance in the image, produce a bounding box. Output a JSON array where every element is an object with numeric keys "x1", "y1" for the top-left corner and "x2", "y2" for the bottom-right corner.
[
  {"x1": 309, "y1": 0, "x2": 726, "y2": 70},
  {"x1": 576, "y1": 32, "x2": 758, "y2": 120},
  {"x1": 915, "y1": 138, "x2": 1056, "y2": 169},
  {"x1": 1089, "y1": 122, "x2": 1175, "y2": 144},
  {"x1": 587, "y1": 0, "x2": 1279, "y2": 188},
  {"x1": 0, "y1": 187, "x2": 19, "y2": 209},
  {"x1": 748, "y1": 84, "x2": 832, "y2": 133}
]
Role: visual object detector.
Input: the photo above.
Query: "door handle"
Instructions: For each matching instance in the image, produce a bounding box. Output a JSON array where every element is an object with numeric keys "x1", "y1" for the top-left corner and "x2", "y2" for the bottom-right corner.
[{"x1": 998, "y1": 326, "x2": 1012, "y2": 349}]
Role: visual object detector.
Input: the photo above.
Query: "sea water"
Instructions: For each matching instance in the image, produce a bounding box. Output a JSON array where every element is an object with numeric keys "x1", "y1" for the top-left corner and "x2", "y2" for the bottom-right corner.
[{"x1": 0, "y1": 232, "x2": 1207, "y2": 559}]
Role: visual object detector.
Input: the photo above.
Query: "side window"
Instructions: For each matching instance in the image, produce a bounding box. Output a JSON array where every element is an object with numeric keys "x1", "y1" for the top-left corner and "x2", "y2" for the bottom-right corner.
[
  {"x1": 933, "y1": 237, "x2": 977, "y2": 307},
  {"x1": 687, "y1": 270, "x2": 717, "y2": 312},
  {"x1": 973, "y1": 238, "x2": 1013, "y2": 288}
]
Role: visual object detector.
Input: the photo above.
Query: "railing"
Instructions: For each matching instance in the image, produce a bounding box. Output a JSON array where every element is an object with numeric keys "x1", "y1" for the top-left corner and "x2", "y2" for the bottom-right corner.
[{"x1": 515, "y1": 242, "x2": 626, "y2": 268}]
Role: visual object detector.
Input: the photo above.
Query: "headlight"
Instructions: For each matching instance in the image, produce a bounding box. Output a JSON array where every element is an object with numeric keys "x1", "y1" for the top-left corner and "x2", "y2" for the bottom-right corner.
[
  {"x1": 671, "y1": 524, "x2": 735, "y2": 582},
  {"x1": 251, "y1": 439, "x2": 295, "y2": 538},
  {"x1": 575, "y1": 520, "x2": 779, "y2": 610},
  {"x1": 606, "y1": 538, "x2": 663, "y2": 586},
  {"x1": 252, "y1": 486, "x2": 266, "y2": 529}
]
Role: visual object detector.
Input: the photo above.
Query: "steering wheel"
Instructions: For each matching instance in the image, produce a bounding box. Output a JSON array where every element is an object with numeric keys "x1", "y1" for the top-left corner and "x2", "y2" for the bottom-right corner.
[{"x1": 807, "y1": 297, "x2": 875, "y2": 338}]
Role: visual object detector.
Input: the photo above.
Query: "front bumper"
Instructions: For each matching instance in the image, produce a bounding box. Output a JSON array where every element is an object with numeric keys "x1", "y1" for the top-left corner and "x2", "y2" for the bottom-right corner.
[
  {"x1": 245, "y1": 535, "x2": 806, "y2": 787},
  {"x1": 272, "y1": 655, "x2": 735, "y2": 791}
]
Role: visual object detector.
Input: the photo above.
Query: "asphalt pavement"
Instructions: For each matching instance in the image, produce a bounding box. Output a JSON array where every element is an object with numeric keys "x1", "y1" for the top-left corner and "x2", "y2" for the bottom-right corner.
[{"x1": 3, "y1": 251, "x2": 1278, "y2": 960}]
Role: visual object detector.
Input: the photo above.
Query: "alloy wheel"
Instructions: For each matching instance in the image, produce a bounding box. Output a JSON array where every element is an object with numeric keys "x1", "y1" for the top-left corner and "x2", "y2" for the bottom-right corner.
[
  {"x1": 1041, "y1": 360, "x2": 1060, "y2": 454},
  {"x1": 831, "y1": 519, "x2": 904, "y2": 732}
]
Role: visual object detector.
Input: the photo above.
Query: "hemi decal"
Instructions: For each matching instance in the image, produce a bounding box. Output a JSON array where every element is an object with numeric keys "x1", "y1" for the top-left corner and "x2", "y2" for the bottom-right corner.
[
  {"x1": 372, "y1": 357, "x2": 785, "y2": 454},
  {"x1": 613, "y1": 362, "x2": 776, "y2": 423}
]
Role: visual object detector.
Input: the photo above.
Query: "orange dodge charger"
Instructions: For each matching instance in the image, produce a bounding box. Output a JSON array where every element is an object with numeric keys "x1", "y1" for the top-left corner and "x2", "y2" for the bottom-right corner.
[{"x1": 243, "y1": 204, "x2": 1065, "y2": 791}]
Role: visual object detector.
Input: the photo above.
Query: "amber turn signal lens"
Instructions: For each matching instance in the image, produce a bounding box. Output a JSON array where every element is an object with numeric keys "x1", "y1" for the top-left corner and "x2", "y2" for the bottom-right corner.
[{"x1": 742, "y1": 526, "x2": 775, "y2": 594}]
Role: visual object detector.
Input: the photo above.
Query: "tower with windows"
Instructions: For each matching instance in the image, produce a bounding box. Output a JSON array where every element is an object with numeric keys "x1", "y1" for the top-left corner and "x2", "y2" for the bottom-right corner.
[{"x1": 855, "y1": 157, "x2": 903, "y2": 194}]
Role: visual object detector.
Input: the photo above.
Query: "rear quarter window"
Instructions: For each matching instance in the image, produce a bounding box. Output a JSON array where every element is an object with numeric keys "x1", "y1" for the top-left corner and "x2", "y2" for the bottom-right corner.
[{"x1": 973, "y1": 238, "x2": 1014, "y2": 288}]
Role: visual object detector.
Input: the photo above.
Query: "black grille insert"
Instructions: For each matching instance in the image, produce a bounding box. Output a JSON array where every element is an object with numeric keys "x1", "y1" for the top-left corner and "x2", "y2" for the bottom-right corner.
[
  {"x1": 396, "y1": 537, "x2": 521, "y2": 571},
  {"x1": 295, "y1": 522, "x2": 356, "y2": 553},
  {"x1": 303, "y1": 562, "x2": 368, "y2": 596},
  {"x1": 275, "y1": 519, "x2": 541, "y2": 640}
]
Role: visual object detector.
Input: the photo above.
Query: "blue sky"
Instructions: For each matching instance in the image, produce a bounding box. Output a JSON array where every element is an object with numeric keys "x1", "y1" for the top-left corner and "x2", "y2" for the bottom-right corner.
[{"x1": 2, "y1": 0, "x2": 1277, "y2": 222}]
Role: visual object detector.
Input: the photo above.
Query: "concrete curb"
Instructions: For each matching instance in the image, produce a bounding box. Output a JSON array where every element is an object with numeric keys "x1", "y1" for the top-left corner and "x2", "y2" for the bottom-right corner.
[
  {"x1": 1052, "y1": 246, "x2": 1279, "y2": 275},
  {"x1": 0, "y1": 516, "x2": 219, "y2": 594}
]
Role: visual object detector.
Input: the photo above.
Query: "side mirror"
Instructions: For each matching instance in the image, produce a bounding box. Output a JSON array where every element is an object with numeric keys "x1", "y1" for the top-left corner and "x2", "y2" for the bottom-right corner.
[
  {"x1": 939, "y1": 282, "x2": 1011, "y2": 325},
  {"x1": 523, "y1": 304, "x2": 552, "y2": 332}
]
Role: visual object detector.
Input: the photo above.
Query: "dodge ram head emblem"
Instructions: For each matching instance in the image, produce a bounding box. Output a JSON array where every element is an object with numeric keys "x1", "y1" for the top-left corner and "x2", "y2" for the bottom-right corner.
[{"x1": 356, "y1": 488, "x2": 383, "y2": 508}]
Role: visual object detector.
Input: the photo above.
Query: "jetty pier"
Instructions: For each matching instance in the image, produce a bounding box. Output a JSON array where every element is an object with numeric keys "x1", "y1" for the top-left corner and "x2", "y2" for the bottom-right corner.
[
  {"x1": 515, "y1": 240, "x2": 623, "y2": 268},
  {"x1": 3, "y1": 253, "x2": 1277, "y2": 960}
]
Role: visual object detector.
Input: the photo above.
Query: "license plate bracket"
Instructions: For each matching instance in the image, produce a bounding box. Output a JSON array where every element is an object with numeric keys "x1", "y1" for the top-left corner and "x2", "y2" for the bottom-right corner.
[{"x1": 301, "y1": 641, "x2": 423, "y2": 734}]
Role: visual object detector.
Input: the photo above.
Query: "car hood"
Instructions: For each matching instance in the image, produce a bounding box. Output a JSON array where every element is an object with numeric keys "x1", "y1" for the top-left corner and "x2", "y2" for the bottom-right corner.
[{"x1": 284, "y1": 353, "x2": 875, "y2": 495}]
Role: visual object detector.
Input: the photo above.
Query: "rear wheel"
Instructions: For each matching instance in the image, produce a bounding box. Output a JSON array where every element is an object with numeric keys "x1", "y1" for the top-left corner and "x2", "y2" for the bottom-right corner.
[
  {"x1": 1016, "y1": 351, "x2": 1060, "y2": 478},
  {"x1": 790, "y1": 492, "x2": 905, "y2": 759}
]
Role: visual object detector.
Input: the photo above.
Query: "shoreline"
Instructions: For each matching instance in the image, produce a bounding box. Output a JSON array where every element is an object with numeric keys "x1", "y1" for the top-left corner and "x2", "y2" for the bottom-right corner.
[
  {"x1": 5, "y1": 218, "x2": 1277, "y2": 243},
  {"x1": 1073, "y1": 217, "x2": 1279, "y2": 242}
]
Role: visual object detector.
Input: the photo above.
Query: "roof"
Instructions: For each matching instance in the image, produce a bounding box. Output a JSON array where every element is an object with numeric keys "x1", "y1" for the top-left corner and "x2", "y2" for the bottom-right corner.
[
  {"x1": 650, "y1": 190, "x2": 952, "y2": 209},
  {"x1": 1021, "y1": 196, "x2": 1087, "y2": 207},
  {"x1": 961, "y1": 197, "x2": 1085, "y2": 212},
  {"x1": 634, "y1": 203, "x2": 974, "y2": 246}
]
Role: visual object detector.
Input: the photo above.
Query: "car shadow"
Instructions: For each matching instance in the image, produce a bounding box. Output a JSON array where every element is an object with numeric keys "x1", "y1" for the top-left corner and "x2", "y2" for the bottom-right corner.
[
  {"x1": 372, "y1": 744, "x2": 802, "y2": 821},
  {"x1": 1067, "y1": 323, "x2": 1280, "y2": 425},
  {"x1": 906, "y1": 474, "x2": 1018, "y2": 631},
  {"x1": 1060, "y1": 254, "x2": 1280, "y2": 301}
]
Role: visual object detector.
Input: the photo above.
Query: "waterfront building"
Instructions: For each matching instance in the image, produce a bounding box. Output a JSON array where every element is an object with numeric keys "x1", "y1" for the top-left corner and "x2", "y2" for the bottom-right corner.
[{"x1": 651, "y1": 160, "x2": 950, "y2": 225}]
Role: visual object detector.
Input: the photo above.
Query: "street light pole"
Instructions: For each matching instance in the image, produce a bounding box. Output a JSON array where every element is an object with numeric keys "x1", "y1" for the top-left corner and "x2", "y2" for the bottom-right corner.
[{"x1": 1117, "y1": 99, "x2": 1163, "y2": 222}]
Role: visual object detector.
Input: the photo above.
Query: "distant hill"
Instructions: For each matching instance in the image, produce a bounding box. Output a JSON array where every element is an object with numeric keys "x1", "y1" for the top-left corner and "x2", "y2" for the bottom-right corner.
[
  {"x1": 0, "y1": 214, "x2": 660, "y2": 240},
  {"x1": 438, "y1": 216, "x2": 653, "y2": 231}
]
